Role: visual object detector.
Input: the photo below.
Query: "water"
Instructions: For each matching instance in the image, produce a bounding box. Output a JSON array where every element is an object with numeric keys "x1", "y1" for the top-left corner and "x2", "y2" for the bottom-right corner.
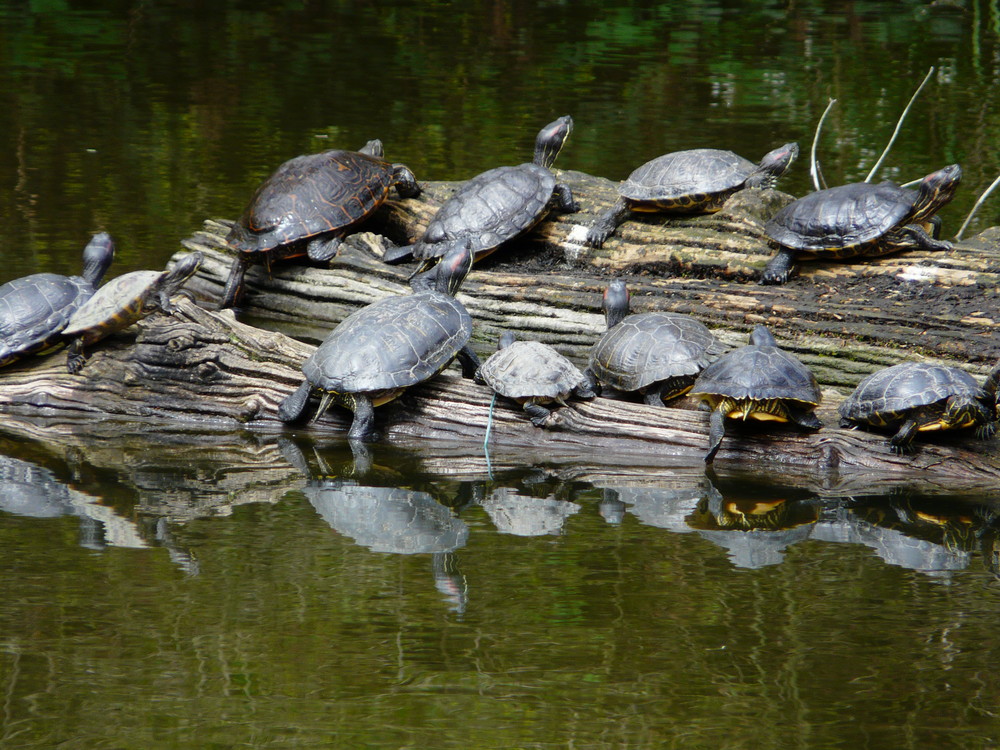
[{"x1": 3, "y1": 1, "x2": 1000, "y2": 746}]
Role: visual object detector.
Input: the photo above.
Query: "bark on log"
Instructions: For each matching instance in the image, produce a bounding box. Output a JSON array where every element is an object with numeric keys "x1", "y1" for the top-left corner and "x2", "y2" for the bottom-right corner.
[
  {"x1": 0, "y1": 298, "x2": 997, "y2": 484},
  {"x1": 179, "y1": 168, "x2": 1000, "y2": 393}
]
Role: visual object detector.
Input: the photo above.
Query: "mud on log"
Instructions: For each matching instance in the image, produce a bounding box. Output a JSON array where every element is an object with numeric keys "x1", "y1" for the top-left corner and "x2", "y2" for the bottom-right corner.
[
  {"x1": 0, "y1": 298, "x2": 997, "y2": 482},
  {"x1": 180, "y1": 168, "x2": 1000, "y2": 393}
]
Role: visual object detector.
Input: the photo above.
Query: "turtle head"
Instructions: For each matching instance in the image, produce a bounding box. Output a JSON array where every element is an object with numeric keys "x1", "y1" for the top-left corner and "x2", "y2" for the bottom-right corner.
[
  {"x1": 534, "y1": 115, "x2": 573, "y2": 169},
  {"x1": 749, "y1": 325, "x2": 777, "y2": 348},
  {"x1": 165, "y1": 252, "x2": 203, "y2": 291},
  {"x1": 746, "y1": 142, "x2": 799, "y2": 189},
  {"x1": 497, "y1": 331, "x2": 517, "y2": 350},
  {"x1": 435, "y1": 237, "x2": 475, "y2": 297},
  {"x1": 602, "y1": 278, "x2": 630, "y2": 329},
  {"x1": 985, "y1": 359, "x2": 1000, "y2": 407},
  {"x1": 912, "y1": 163, "x2": 962, "y2": 220},
  {"x1": 81, "y1": 232, "x2": 116, "y2": 286},
  {"x1": 359, "y1": 139, "x2": 384, "y2": 159}
]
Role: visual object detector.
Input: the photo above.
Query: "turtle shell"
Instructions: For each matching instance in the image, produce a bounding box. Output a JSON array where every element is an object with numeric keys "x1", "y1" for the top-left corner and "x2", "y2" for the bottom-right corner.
[
  {"x1": 304, "y1": 291, "x2": 472, "y2": 394},
  {"x1": 411, "y1": 163, "x2": 556, "y2": 263},
  {"x1": 227, "y1": 149, "x2": 396, "y2": 255},
  {"x1": 839, "y1": 362, "x2": 988, "y2": 425},
  {"x1": 620, "y1": 149, "x2": 757, "y2": 208},
  {"x1": 0, "y1": 273, "x2": 95, "y2": 366},
  {"x1": 590, "y1": 312, "x2": 720, "y2": 392},
  {"x1": 63, "y1": 270, "x2": 162, "y2": 343},
  {"x1": 765, "y1": 181, "x2": 915, "y2": 255},
  {"x1": 692, "y1": 340, "x2": 821, "y2": 406},
  {"x1": 477, "y1": 340, "x2": 587, "y2": 402}
]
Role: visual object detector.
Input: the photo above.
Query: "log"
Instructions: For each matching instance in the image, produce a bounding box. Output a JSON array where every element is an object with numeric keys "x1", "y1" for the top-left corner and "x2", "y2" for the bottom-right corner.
[
  {"x1": 0, "y1": 298, "x2": 997, "y2": 484},
  {"x1": 178, "y1": 168, "x2": 1000, "y2": 394}
]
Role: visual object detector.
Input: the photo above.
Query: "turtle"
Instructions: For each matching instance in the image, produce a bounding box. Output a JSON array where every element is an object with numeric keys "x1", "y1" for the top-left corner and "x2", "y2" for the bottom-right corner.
[
  {"x1": 838, "y1": 360, "x2": 1000, "y2": 454},
  {"x1": 277, "y1": 239, "x2": 481, "y2": 440},
  {"x1": 0, "y1": 233, "x2": 115, "y2": 369},
  {"x1": 586, "y1": 278, "x2": 723, "y2": 406},
  {"x1": 62, "y1": 252, "x2": 204, "y2": 374},
  {"x1": 585, "y1": 142, "x2": 799, "y2": 248},
  {"x1": 382, "y1": 116, "x2": 577, "y2": 284},
  {"x1": 474, "y1": 331, "x2": 595, "y2": 427},
  {"x1": 760, "y1": 163, "x2": 962, "y2": 284},
  {"x1": 690, "y1": 325, "x2": 823, "y2": 463},
  {"x1": 220, "y1": 139, "x2": 420, "y2": 308}
]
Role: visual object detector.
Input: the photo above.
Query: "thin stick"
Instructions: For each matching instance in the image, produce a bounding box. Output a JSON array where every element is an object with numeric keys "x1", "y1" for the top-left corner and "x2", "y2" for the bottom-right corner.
[
  {"x1": 810, "y1": 98, "x2": 837, "y2": 192},
  {"x1": 955, "y1": 172, "x2": 1000, "y2": 241},
  {"x1": 864, "y1": 66, "x2": 935, "y2": 183}
]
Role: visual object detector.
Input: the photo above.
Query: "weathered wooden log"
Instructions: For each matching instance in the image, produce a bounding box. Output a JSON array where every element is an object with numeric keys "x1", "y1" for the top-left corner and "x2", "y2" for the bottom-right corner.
[
  {"x1": 0, "y1": 298, "x2": 997, "y2": 483},
  {"x1": 179, "y1": 169, "x2": 1000, "y2": 393}
]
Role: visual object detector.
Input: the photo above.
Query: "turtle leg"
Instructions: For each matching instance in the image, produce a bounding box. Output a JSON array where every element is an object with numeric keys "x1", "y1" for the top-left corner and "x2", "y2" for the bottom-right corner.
[
  {"x1": 392, "y1": 164, "x2": 421, "y2": 198},
  {"x1": 346, "y1": 394, "x2": 378, "y2": 441},
  {"x1": 788, "y1": 407, "x2": 823, "y2": 431},
  {"x1": 307, "y1": 235, "x2": 343, "y2": 263},
  {"x1": 381, "y1": 242, "x2": 415, "y2": 265},
  {"x1": 277, "y1": 381, "x2": 313, "y2": 423},
  {"x1": 586, "y1": 198, "x2": 631, "y2": 248},
  {"x1": 759, "y1": 248, "x2": 797, "y2": 285},
  {"x1": 219, "y1": 256, "x2": 249, "y2": 309},
  {"x1": 66, "y1": 339, "x2": 87, "y2": 375},
  {"x1": 523, "y1": 402, "x2": 552, "y2": 428},
  {"x1": 553, "y1": 183, "x2": 578, "y2": 213},
  {"x1": 883, "y1": 225, "x2": 952, "y2": 254},
  {"x1": 581, "y1": 367, "x2": 603, "y2": 397},
  {"x1": 705, "y1": 405, "x2": 729, "y2": 464},
  {"x1": 456, "y1": 345, "x2": 481, "y2": 379},
  {"x1": 642, "y1": 385, "x2": 666, "y2": 407},
  {"x1": 888, "y1": 419, "x2": 919, "y2": 454}
]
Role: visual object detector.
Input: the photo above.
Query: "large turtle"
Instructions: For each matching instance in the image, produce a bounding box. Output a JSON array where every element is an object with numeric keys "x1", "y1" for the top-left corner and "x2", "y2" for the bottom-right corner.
[
  {"x1": 0, "y1": 233, "x2": 115, "y2": 368},
  {"x1": 760, "y1": 164, "x2": 962, "y2": 284},
  {"x1": 220, "y1": 140, "x2": 420, "y2": 308},
  {"x1": 383, "y1": 116, "x2": 577, "y2": 282},
  {"x1": 690, "y1": 325, "x2": 822, "y2": 463},
  {"x1": 474, "y1": 331, "x2": 595, "y2": 427},
  {"x1": 62, "y1": 252, "x2": 203, "y2": 374},
  {"x1": 838, "y1": 361, "x2": 1000, "y2": 454},
  {"x1": 586, "y1": 143, "x2": 798, "y2": 248},
  {"x1": 586, "y1": 279, "x2": 723, "y2": 405},
  {"x1": 278, "y1": 240, "x2": 480, "y2": 440}
]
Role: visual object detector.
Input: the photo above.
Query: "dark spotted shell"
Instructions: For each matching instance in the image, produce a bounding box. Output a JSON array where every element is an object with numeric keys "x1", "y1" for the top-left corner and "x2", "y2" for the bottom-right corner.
[
  {"x1": 63, "y1": 270, "x2": 162, "y2": 343},
  {"x1": 765, "y1": 181, "x2": 915, "y2": 254},
  {"x1": 304, "y1": 291, "x2": 472, "y2": 393},
  {"x1": 411, "y1": 163, "x2": 555, "y2": 262},
  {"x1": 620, "y1": 149, "x2": 757, "y2": 204},
  {"x1": 227, "y1": 149, "x2": 395, "y2": 255},
  {"x1": 590, "y1": 312, "x2": 720, "y2": 392},
  {"x1": 0, "y1": 273, "x2": 94, "y2": 366},
  {"x1": 839, "y1": 362, "x2": 988, "y2": 424},
  {"x1": 477, "y1": 340, "x2": 587, "y2": 401},
  {"x1": 692, "y1": 341, "x2": 821, "y2": 405}
]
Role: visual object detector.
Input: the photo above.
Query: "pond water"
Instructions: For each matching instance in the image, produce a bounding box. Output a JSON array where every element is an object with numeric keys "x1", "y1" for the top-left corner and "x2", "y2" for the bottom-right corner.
[{"x1": 2, "y1": 1, "x2": 1000, "y2": 747}]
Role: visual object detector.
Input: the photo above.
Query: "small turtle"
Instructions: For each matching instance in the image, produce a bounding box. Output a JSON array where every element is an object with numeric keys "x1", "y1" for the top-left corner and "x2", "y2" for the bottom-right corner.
[
  {"x1": 586, "y1": 279, "x2": 723, "y2": 406},
  {"x1": 760, "y1": 164, "x2": 962, "y2": 284},
  {"x1": 221, "y1": 140, "x2": 420, "y2": 308},
  {"x1": 690, "y1": 325, "x2": 822, "y2": 463},
  {"x1": 277, "y1": 239, "x2": 480, "y2": 440},
  {"x1": 62, "y1": 252, "x2": 203, "y2": 374},
  {"x1": 383, "y1": 116, "x2": 577, "y2": 282},
  {"x1": 0, "y1": 233, "x2": 115, "y2": 368},
  {"x1": 838, "y1": 361, "x2": 1000, "y2": 454},
  {"x1": 474, "y1": 332, "x2": 595, "y2": 427},
  {"x1": 586, "y1": 143, "x2": 798, "y2": 248}
]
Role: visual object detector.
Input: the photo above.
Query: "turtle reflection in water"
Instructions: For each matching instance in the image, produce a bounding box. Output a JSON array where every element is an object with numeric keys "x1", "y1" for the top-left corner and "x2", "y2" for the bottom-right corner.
[
  {"x1": 480, "y1": 486, "x2": 581, "y2": 537},
  {"x1": 281, "y1": 439, "x2": 469, "y2": 613}
]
